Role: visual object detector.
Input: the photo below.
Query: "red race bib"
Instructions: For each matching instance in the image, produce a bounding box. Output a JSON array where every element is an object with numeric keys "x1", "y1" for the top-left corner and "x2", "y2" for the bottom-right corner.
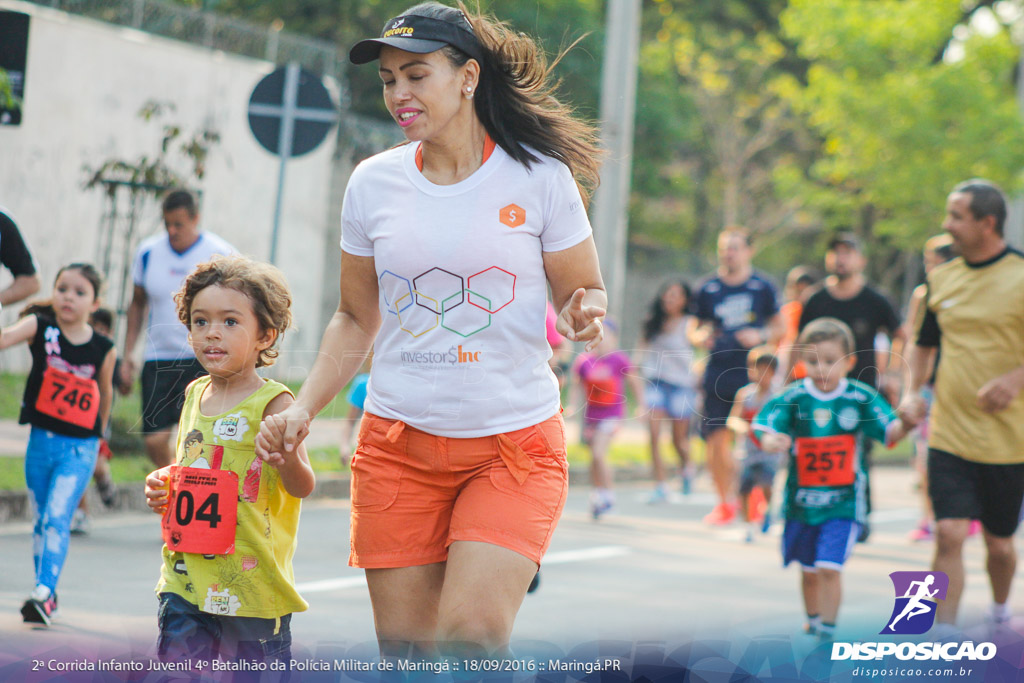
[
  {"x1": 795, "y1": 434, "x2": 857, "y2": 488},
  {"x1": 162, "y1": 466, "x2": 238, "y2": 555},
  {"x1": 35, "y1": 367, "x2": 100, "y2": 430}
]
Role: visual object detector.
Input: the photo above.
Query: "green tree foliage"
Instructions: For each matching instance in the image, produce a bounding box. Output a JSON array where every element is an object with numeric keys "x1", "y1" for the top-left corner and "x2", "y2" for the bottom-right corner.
[
  {"x1": 162, "y1": 0, "x2": 1024, "y2": 290},
  {"x1": 631, "y1": 0, "x2": 818, "y2": 273},
  {"x1": 196, "y1": 0, "x2": 602, "y2": 120},
  {"x1": 780, "y1": 0, "x2": 1024, "y2": 254}
]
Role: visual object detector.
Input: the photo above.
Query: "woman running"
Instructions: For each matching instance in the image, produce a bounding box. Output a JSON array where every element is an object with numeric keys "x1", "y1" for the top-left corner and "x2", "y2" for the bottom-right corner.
[{"x1": 256, "y1": 1, "x2": 605, "y2": 658}]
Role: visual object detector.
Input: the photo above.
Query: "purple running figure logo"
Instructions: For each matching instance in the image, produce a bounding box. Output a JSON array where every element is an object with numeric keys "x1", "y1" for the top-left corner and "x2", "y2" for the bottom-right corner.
[{"x1": 881, "y1": 571, "x2": 949, "y2": 635}]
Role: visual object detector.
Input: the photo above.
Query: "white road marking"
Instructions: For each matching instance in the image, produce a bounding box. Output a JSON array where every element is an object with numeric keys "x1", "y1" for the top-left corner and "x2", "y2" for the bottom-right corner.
[
  {"x1": 544, "y1": 545, "x2": 631, "y2": 564},
  {"x1": 295, "y1": 546, "x2": 632, "y2": 593},
  {"x1": 867, "y1": 508, "x2": 921, "y2": 523},
  {"x1": 295, "y1": 576, "x2": 367, "y2": 593}
]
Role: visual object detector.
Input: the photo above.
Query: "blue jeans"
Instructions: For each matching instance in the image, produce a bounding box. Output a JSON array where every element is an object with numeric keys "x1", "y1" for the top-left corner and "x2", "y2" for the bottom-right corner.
[
  {"x1": 157, "y1": 592, "x2": 293, "y2": 666},
  {"x1": 24, "y1": 426, "x2": 99, "y2": 592}
]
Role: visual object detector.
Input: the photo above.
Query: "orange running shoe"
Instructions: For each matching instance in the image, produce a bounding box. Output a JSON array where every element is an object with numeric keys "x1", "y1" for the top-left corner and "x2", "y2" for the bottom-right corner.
[{"x1": 704, "y1": 502, "x2": 737, "y2": 525}]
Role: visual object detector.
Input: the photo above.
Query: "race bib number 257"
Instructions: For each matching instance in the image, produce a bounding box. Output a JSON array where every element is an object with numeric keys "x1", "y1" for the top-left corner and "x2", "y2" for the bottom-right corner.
[
  {"x1": 161, "y1": 466, "x2": 238, "y2": 555},
  {"x1": 795, "y1": 434, "x2": 857, "y2": 488}
]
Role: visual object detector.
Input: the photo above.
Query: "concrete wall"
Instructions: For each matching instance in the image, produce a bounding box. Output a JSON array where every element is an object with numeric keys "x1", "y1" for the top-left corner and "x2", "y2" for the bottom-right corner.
[{"x1": 0, "y1": 0, "x2": 337, "y2": 378}]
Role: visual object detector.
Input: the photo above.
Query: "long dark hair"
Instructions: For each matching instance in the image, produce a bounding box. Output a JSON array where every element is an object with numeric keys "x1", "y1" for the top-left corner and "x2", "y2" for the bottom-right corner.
[
  {"x1": 642, "y1": 280, "x2": 692, "y2": 343},
  {"x1": 439, "y1": 2, "x2": 602, "y2": 203},
  {"x1": 20, "y1": 263, "x2": 103, "y2": 319}
]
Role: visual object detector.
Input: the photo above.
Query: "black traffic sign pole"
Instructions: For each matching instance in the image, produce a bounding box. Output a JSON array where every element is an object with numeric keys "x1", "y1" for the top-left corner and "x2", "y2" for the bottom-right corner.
[{"x1": 247, "y1": 63, "x2": 337, "y2": 264}]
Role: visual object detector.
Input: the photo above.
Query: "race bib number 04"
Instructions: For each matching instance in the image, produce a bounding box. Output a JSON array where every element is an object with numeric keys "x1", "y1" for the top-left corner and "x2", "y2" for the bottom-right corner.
[
  {"x1": 162, "y1": 466, "x2": 238, "y2": 555},
  {"x1": 795, "y1": 434, "x2": 857, "y2": 488},
  {"x1": 35, "y1": 367, "x2": 100, "y2": 430}
]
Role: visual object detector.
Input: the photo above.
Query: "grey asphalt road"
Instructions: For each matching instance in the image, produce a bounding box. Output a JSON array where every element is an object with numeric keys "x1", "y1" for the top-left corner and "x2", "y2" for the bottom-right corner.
[{"x1": 0, "y1": 468, "x2": 1016, "y2": 680}]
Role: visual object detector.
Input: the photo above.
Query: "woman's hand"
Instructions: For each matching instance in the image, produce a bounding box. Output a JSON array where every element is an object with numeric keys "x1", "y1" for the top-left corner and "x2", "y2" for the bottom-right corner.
[
  {"x1": 557, "y1": 288, "x2": 607, "y2": 352},
  {"x1": 256, "y1": 404, "x2": 312, "y2": 465}
]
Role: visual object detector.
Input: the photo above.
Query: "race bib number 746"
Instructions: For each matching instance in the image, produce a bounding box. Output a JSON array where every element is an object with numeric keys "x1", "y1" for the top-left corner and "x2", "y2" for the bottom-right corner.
[
  {"x1": 795, "y1": 434, "x2": 857, "y2": 488},
  {"x1": 161, "y1": 466, "x2": 238, "y2": 555},
  {"x1": 35, "y1": 367, "x2": 100, "y2": 430}
]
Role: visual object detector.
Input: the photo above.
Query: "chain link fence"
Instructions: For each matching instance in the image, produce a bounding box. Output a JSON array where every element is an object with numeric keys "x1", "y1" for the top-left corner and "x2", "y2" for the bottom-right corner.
[{"x1": 25, "y1": 0, "x2": 341, "y2": 80}]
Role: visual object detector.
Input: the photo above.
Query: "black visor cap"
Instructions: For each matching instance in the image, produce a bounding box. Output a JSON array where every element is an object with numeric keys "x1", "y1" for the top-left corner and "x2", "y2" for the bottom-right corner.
[{"x1": 349, "y1": 13, "x2": 484, "y2": 65}]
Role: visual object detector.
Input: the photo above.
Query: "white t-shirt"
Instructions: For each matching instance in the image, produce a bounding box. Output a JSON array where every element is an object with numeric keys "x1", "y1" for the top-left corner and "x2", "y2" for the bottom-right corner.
[
  {"x1": 132, "y1": 232, "x2": 237, "y2": 361},
  {"x1": 638, "y1": 317, "x2": 695, "y2": 388},
  {"x1": 341, "y1": 142, "x2": 592, "y2": 437}
]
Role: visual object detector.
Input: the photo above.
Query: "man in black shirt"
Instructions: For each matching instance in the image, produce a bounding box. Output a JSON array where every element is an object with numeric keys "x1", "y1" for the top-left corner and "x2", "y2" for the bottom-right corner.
[
  {"x1": 0, "y1": 206, "x2": 40, "y2": 306},
  {"x1": 799, "y1": 233, "x2": 905, "y2": 390}
]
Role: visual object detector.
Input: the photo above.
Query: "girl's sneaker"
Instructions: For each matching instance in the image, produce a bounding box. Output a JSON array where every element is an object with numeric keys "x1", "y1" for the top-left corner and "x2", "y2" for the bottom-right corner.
[
  {"x1": 70, "y1": 509, "x2": 90, "y2": 535},
  {"x1": 591, "y1": 499, "x2": 614, "y2": 520},
  {"x1": 590, "y1": 490, "x2": 615, "y2": 519},
  {"x1": 645, "y1": 484, "x2": 670, "y2": 505},
  {"x1": 21, "y1": 586, "x2": 57, "y2": 626},
  {"x1": 908, "y1": 523, "x2": 933, "y2": 542}
]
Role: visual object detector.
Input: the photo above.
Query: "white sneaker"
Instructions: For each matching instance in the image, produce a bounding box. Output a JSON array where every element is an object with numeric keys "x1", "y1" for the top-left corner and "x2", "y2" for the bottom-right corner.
[
  {"x1": 985, "y1": 604, "x2": 1012, "y2": 626},
  {"x1": 70, "y1": 509, "x2": 90, "y2": 535}
]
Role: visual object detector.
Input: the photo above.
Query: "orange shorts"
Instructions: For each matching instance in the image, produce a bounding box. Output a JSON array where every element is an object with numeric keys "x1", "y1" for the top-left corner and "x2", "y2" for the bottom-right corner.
[{"x1": 349, "y1": 412, "x2": 569, "y2": 569}]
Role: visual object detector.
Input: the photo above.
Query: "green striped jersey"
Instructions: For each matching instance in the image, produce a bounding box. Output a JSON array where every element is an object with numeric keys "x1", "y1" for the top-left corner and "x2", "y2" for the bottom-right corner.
[{"x1": 753, "y1": 378, "x2": 896, "y2": 525}]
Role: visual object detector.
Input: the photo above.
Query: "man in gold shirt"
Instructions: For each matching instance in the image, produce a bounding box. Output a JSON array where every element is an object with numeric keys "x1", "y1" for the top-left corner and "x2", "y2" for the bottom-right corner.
[{"x1": 905, "y1": 179, "x2": 1024, "y2": 629}]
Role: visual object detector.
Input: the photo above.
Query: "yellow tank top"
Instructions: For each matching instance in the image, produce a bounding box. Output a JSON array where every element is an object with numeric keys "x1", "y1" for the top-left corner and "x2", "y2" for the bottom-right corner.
[{"x1": 156, "y1": 376, "x2": 308, "y2": 618}]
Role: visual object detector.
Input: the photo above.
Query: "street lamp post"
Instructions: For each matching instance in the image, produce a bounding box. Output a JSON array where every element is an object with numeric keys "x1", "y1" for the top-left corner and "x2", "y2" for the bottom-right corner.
[{"x1": 590, "y1": 0, "x2": 642, "y2": 323}]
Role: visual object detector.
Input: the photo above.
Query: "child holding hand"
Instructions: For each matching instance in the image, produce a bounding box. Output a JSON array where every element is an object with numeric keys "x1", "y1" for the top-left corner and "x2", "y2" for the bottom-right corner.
[{"x1": 144, "y1": 255, "x2": 313, "y2": 665}]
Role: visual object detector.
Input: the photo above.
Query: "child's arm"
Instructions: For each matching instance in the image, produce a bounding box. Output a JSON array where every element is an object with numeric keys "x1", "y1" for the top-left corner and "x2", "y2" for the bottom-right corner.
[
  {"x1": 145, "y1": 465, "x2": 175, "y2": 514},
  {"x1": 749, "y1": 389, "x2": 793, "y2": 453},
  {"x1": 261, "y1": 392, "x2": 316, "y2": 498},
  {"x1": 619, "y1": 355, "x2": 646, "y2": 418},
  {"x1": 97, "y1": 347, "x2": 116, "y2": 433},
  {"x1": 0, "y1": 314, "x2": 38, "y2": 351},
  {"x1": 758, "y1": 431, "x2": 792, "y2": 453},
  {"x1": 882, "y1": 417, "x2": 914, "y2": 447},
  {"x1": 726, "y1": 385, "x2": 752, "y2": 436},
  {"x1": 866, "y1": 388, "x2": 917, "y2": 448}
]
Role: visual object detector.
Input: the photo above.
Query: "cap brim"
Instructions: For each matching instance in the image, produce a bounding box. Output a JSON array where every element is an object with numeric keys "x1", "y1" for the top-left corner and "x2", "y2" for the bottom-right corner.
[{"x1": 349, "y1": 37, "x2": 450, "y2": 64}]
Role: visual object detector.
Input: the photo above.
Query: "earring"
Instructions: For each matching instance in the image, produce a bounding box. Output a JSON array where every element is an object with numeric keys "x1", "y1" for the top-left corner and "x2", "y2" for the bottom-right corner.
[{"x1": 465, "y1": 87, "x2": 473, "y2": 99}]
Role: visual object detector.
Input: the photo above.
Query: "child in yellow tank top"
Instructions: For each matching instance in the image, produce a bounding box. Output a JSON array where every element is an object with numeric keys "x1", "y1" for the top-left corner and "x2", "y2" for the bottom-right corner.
[{"x1": 144, "y1": 255, "x2": 314, "y2": 665}]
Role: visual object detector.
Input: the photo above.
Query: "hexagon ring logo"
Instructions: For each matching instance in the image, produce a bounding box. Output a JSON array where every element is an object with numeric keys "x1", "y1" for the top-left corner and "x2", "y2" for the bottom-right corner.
[
  {"x1": 379, "y1": 270, "x2": 414, "y2": 316},
  {"x1": 467, "y1": 266, "x2": 516, "y2": 314},
  {"x1": 499, "y1": 203, "x2": 526, "y2": 228},
  {"x1": 413, "y1": 267, "x2": 464, "y2": 314}
]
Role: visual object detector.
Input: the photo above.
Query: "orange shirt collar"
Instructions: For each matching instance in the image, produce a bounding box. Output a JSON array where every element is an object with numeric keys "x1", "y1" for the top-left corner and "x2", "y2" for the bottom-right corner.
[{"x1": 415, "y1": 133, "x2": 496, "y2": 172}]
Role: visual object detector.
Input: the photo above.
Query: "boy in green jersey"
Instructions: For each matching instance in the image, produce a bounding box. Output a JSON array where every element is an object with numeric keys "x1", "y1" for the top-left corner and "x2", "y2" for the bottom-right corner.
[{"x1": 753, "y1": 318, "x2": 918, "y2": 639}]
